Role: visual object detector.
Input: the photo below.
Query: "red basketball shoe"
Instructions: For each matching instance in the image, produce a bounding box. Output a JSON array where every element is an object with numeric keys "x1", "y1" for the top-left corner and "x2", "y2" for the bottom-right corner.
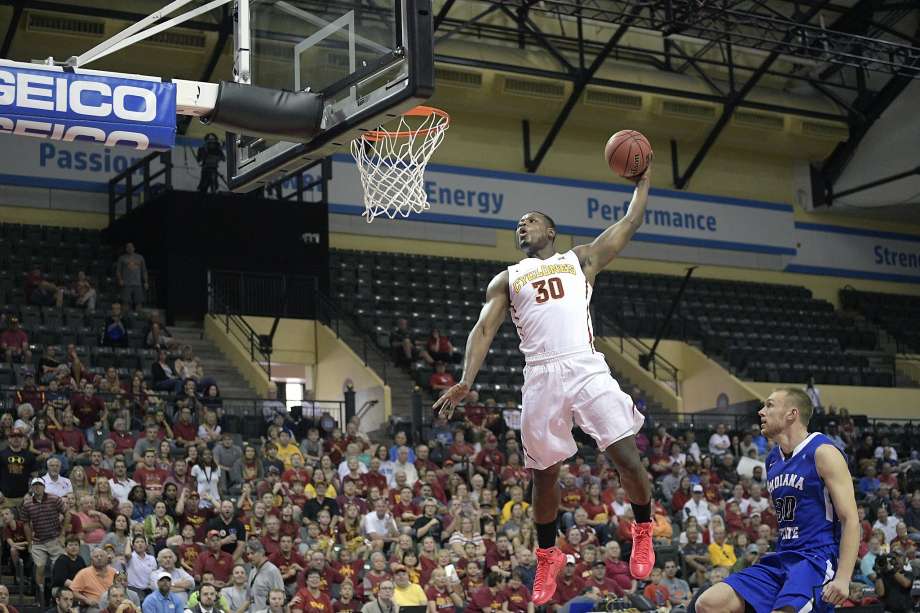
[
  {"x1": 532, "y1": 546, "x2": 566, "y2": 605},
  {"x1": 630, "y1": 521, "x2": 655, "y2": 579}
]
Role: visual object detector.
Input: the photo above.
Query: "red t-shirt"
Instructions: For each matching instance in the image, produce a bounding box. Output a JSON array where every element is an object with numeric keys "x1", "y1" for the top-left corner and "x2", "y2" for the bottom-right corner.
[
  {"x1": 182, "y1": 506, "x2": 213, "y2": 540},
  {"x1": 550, "y1": 575, "x2": 584, "y2": 607},
  {"x1": 72, "y1": 395, "x2": 106, "y2": 429},
  {"x1": 426, "y1": 586, "x2": 457, "y2": 612},
  {"x1": 463, "y1": 404, "x2": 486, "y2": 427},
  {"x1": 133, "y1": 465, "x2": 169, "y2": 493},
  {"x1": 585, "y1": 575, "x2": 623, "y2": 597},
  {"x1": 270, "y1": 550, "x2": 306, "y2": 584},
  {"x1": 290, "y1": 587, "x2": 333, "y2": 613},
  {"x1": 643, "y1": 583, "x2": 670, "y2": 606},
  {"x1": 605, "y1": 559, "x2": 632, "y2": 592},
  {"x1": 467, "y1": 586, "x2": 504, "y2": 613},
  {"x1": 177, "y1": 542, "x2": 203, "y2": 572},
  {"x1": 429, "y1": 372, "x2": 455, "y2": 389},
  {"x1": 108, "y1": 431, "x2": 136, "y2": 454},
  {"x1": 2, "y1": 520, "x2": 28, "y2": 544},
  {"x1": 283, "y1": 468, "x2": 311, "y2": 484},
  {"x1": 362, "y1": 472, "x2": 388, "y2": 495},
  {"x1": 54, "y1": 428, "x2": 86, "y2": 453},
  {"x1": 330, "y1": 561, "x2": 363, "y2": 585},
  {"x1": 261, "y1": 534, "x2": 282, "y2": 559},
  {"x1": 85, "y1": 466, "x2": 113, "y2": 486},
  {"x1": 193, "y1": 549, "x2": 234, "y2": 583},
  {"x1": 474, "y1": 449, "x2": 505, "y2": 473},
  {"x1": 503, "y1": 584, "x2": 531, "y2": 613},
  {"x1": 1, "y1": 329, "x2": 28, "y2": 350},
  {"x1": 559, "y1": 486, "x2": 584, "y2": 510},
  {"x1": 332, "y1": 600, "x2": 359, "y2": 613},
  {"x1": 173, "y1": 422, "x2": 197, "y2": 444}
]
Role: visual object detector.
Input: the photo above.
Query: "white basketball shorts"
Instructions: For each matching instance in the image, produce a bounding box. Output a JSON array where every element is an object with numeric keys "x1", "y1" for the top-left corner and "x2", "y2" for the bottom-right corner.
[{"x1": 520, "y1": 348, "x2": 645, "y2": 470}]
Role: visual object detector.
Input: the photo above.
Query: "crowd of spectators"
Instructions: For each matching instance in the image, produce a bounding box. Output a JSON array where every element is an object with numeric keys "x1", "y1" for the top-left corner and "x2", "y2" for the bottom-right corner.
[{"x1": 1, "y1": 369, "x2": 918, "y2": 613}]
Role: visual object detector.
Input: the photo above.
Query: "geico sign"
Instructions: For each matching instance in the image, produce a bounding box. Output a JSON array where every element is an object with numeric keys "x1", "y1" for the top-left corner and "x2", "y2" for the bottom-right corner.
[
  {"x1": 0, "y1": 70, "x2": 158, "y2": 122},
  {"x1": 0, "y1": 69, "x2": 169, "y2": 150}
]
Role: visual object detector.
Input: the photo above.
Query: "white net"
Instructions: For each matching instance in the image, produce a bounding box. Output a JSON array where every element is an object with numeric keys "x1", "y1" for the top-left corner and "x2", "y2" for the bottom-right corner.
[{"x1": 351, "y1": 107, "x2": 449, "y2": 223}]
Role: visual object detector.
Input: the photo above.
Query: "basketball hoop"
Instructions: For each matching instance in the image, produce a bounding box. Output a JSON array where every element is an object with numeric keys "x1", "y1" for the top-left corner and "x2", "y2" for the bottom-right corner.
[{"x1": 351, "y1": 106, "x2": 449, "y2": 223}]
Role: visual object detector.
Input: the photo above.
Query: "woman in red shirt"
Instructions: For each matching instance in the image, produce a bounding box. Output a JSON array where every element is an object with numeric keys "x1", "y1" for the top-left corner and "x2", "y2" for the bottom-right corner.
[{"x1": 426, "y1": 328, "x2": 454, "y2": 363}]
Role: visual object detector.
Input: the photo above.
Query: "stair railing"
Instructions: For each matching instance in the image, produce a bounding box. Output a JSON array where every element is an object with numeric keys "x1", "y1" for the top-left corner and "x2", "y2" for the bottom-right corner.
[
  {"x1": 316, "y1": 292, "x2": 389, "y2": 384},
  {"x1": 207, "y1": 273, "x2": 273, "y2": 380},
  {"x1": 596, "y1": 312, "x2": 681, "y2": 396}
]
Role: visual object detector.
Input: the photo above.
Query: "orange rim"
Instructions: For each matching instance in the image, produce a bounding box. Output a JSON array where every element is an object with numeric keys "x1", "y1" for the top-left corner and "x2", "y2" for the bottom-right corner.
[{"x1": 360, "y1": 105, "x2": 450, "y2": 142}]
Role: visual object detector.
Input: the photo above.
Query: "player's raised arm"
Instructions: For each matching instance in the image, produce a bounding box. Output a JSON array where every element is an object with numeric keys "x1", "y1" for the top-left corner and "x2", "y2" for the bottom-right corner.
[
  {"x1": 432, "y1": 270, "x2": 510, "y2": 419},
  {"x1": 574, "y1": 168, "x2": 651, "y2": 280},
  {"x1": 816, "y1": 443, "x2": 859, "y2": 606}
]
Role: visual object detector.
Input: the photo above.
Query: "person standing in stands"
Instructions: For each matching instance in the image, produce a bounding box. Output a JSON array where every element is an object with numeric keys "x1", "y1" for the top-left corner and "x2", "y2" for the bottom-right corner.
[
  {"x1": 116, "y1": 243, "x2": 148, "y2": 312},
  {"x1": 0, "y1": 426, "x2": 37, "y2": 509},
  {"x1": 22, "y1": 477, "x2": 72, "y2": 606}
]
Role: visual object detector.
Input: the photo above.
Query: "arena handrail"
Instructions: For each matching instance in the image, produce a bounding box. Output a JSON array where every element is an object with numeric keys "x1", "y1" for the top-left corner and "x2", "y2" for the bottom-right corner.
[
  {"x1": 108, "y1": 149, "x2": 173, "y2": 223},
  {"x1": 207, "y1": 272, "x2": 275, "y2": 380},
  {"x1": 597, "y1": 313, "x2": 681, "y2": 396}
]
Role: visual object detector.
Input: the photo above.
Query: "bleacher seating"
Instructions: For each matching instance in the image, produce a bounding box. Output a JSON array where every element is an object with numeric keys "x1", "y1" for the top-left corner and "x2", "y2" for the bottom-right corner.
[
  {"x1": 0, "y1": 223, "x2": 165, "y2": 399},
  {"x1": 331, "y1": 249, "x2": 892, "y2": 388},
  {"x1": 841, "y1": 288, "x2": 920, "y2": 354}
]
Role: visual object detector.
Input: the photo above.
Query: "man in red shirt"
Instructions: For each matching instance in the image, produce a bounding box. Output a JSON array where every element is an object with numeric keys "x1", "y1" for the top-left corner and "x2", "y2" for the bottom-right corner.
[
  {"x1": 461, "y1": 390, "x2": 487, "y2": 432},
  {"x1": 193, "y1": 531, "x2": 234, "y2": 587},
  {"x1": 549, "y1": 557, "x2": 585, "y2": 608},
  {"x1": 330, "y1": 548, "x2": 363, "y2": 588},
  {"x1": 584, "y1": 560, "x2": 623, "y2": 597},
  {"x1": 133, "y1": 449, "x2": 168, "y2": 501},
  {"x1": 1, "y1": 317, "x2": 31, "y2": 364},
  {"x1": 290, "y1": 569, "x2": 333, "y2": 613},
  {"x1": 14, "y1": 372, "x2": 43, "y2": 412},
  {"x1": 426, "y1": 567, "x2": 464, "y2": 612},
  {"x1": 485, "y1": 534, "x2": 514, "y2": 579},
  {"x1": 466, "y1": 572, "x2": 507, "y2": 613},
  {"x1": 270, "y1": 534, "x2": 305, "y2": 596},
  {"x1": 260, "y1": 516, "x2": 283, "y2": 559},
  {"x1": 71, "y1": 382, "x2": 106, "y2": 432},
  {"x1": 503, "y1": 570, "x2": 533, "y2": 613},
  {"x1": 362, "y1": 458, "x2": 388, "y2": 496},
  {"x1": 171, "y1": 407, "x2": 198, "y2": 448},
  {"x1": 428, "y1": 362, "x2": 456, "y2": 394},
  {"x1": 84, "y1": 450, "x2": 113, "y2": 486},
  {"x1": 53, "y1": 408, "x2": 90, "y2": 464},
  {"x1": 106, "y1": 418, "x2": 136, "y2": 456},
  {"x1": 474, "y1": 434, "x2": 505, "y2": 479}
]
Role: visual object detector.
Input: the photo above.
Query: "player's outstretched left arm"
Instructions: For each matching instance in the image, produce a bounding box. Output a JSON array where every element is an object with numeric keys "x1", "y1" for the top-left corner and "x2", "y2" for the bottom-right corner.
[
  {"x1": 816, "y1": 443, "x2": 859, "y2": 606},
  {"x1": 574, "y1": 165, "x2": 651, "y2": 280}
]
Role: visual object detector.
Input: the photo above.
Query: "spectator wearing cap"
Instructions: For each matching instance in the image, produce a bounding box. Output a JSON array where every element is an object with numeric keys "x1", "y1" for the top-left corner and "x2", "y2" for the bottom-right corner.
[
  {"x1": 142, "y1": 571, "x2": 182, "y2": 613},
  {"x1": 148, "y1": 549, "x2": 194, "y2": 609},
  {"x1": 193, "y1": 531, "x2": 234, "y2": 587},
  {"x1": 289, "y1": 568, "x2": 332, "y2": 613},
  {"x1": 473, "y1": 434, "x2": 505, "y2": 480},
  {"x1": 70, "y1": 546, "x2": 117, "y2": 612},
  {"x1": 2, "y1": 316, "x2": 32, "y2": 364},
  {"x1": 0, "y1": 425, "x2": 37, "y2": 508},
  {"x1": 22, "y1": 475, "x2": 72, "y2": 603},
  {"x1": 732, "y1": 543, "x2": 761, "y2": 574},
  {"x1": 15, "y1": 372, "x2": 43, "y2": 410},
  {"x1": 583, "y1": 559, "x2": 622, "y2": 598},
  {"x1": 390, "y1": 564, "x2": 427, "y2": 606},
  {"x1": 683, "y1": 483, "x2": 712, "y2": 527},
  {"x1": 246, "y1": 540, "x2": 284, "y2": 610}
]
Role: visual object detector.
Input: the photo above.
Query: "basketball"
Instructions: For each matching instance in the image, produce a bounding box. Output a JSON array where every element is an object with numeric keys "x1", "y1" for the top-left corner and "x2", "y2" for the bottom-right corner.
[{"x1": 605, "y1": 130, "x2": 653, "y2": 179}]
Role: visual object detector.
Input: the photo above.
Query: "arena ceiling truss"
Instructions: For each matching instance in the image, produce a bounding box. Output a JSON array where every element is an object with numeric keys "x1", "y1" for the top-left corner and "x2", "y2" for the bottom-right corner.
[{"x1": 2, "y1": 0, "x2": 919, "y2": 188}]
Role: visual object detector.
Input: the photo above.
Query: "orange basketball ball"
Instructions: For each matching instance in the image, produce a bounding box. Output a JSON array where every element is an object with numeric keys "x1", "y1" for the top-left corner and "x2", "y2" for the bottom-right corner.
[{"x1": 605, "y1": 130, "x2": 653, "y2": 178}]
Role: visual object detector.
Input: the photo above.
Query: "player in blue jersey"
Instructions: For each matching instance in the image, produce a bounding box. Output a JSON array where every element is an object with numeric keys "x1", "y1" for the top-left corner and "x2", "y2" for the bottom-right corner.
[{"x1": 695, "y1": 387, "x2": 858, "y2": 613}]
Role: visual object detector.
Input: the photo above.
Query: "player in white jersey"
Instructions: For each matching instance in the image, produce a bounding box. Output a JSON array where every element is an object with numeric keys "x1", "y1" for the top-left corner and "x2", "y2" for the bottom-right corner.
[{"x1": 433, "y1": 168, "x2": 654, "y2": 605}]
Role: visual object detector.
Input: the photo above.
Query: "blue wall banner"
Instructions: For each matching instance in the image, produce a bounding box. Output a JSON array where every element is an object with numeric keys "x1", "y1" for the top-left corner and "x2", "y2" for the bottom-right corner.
[
  {"x1": 329, "y1": 156, "x2": 797, "y2": 256},
  {"x1": 787, "y1": 222, "x2": 920, "y2": 283},
  {"x1": 0, "y1": 61, "x2": 176, "y2": 151}
]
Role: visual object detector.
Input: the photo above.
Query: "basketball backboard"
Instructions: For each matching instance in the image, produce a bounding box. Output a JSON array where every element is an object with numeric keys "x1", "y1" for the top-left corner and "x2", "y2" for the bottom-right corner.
[{"x1": 227, "y1": 0, "x2": 434, "y2": 192}]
